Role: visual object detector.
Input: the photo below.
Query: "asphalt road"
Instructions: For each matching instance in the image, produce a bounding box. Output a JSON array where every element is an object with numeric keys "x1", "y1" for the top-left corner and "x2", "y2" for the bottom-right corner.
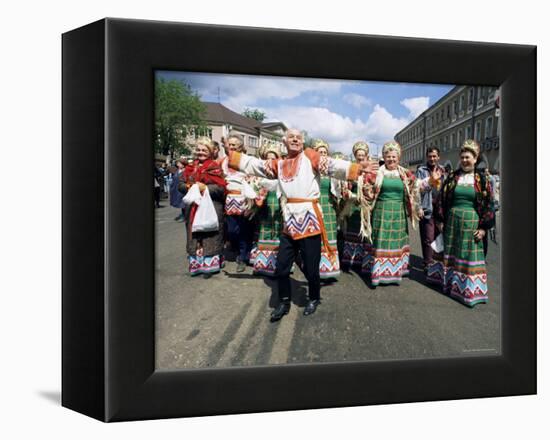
[{"x1": 155, "y1": 202, "x2": 501, "y2": 370}]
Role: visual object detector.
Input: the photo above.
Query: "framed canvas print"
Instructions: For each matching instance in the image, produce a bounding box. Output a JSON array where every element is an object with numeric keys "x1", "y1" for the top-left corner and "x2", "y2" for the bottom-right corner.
[{"x1": 62, "y1": 18, "x2": 536, "y2": 422}]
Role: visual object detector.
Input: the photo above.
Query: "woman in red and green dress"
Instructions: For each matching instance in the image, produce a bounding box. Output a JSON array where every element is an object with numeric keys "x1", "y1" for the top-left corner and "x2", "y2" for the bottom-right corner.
[
  {"x1": 311, "y1": 139, "x2": 341, "y2": 280},
  {"x1": 249, "y1": 144, "x2": 284, "y2": 276},
  {"x1": 366, "y1": 141, "x2": 421, "y2": 286},
  {"x1": 427, "y1": 140, "x2": 495, "y2": 307}
]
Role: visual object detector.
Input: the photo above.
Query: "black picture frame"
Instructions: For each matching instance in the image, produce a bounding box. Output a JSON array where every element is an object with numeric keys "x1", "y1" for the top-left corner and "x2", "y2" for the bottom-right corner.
[{"x1": 62, "y1": 18, "x2": 536, "y2": 422}]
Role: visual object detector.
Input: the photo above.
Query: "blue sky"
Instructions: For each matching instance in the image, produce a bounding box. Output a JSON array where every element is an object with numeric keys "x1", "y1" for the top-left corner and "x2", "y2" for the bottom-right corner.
[{"x1": 157, "y1": 70, "x2": 453, "y2": 156}]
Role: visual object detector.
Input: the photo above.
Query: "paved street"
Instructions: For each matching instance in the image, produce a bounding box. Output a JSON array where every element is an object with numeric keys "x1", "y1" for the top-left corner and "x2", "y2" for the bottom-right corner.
[{"x1": 155, "y1": 202, "x2": 501, "y2": 370}]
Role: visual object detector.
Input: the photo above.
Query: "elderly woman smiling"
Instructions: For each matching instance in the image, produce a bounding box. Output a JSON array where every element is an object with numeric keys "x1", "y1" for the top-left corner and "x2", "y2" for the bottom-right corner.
[
  {"x1": 178, "y1": 137, "x2": 227, "y2": 277},
  {"x1": 366, "y1": 141, "x2": 422, "y2": 287},
  {"x1": 340, "y1": 141, "x2": 373, "y2": 274},
  {"x1": 427, "y1": 139, "x2": 495, "y2": 307}
]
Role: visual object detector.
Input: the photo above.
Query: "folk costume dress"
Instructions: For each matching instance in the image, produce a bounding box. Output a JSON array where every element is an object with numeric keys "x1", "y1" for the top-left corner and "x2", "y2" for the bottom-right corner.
[
  {"x1": 221, "y1": 157, "x2": 255, "y2": 264},
  {"x1": 340, "y1": 179, "x2": 373, "y2": 274},
  {"x1": 426, "y1": 170, "x2": 495, "y2": 306},
  {"x1": 250, "y1": 179, "x2": 283, "y2": 276},
  {"x1": 228, "y1": 148, "x2": 362, "y2": 303},
  {"x1": 178, "y1": 159, "x2": 227, "y2": 275},
  {"x1": 318, "y1": 175, "x2": 341, "y2": 279},
  {"x1": 368, "y1": 166, "x2": 421, "y2": 286}
]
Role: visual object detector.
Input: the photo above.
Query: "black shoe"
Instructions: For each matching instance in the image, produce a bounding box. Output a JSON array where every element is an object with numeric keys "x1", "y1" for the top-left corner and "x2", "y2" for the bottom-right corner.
[
  {"x1": 303, "y1": 299, "x2": 321, "y2": 316},
  {"x1": 270, "y1": 302, "x2": 290, "y2": 322}
]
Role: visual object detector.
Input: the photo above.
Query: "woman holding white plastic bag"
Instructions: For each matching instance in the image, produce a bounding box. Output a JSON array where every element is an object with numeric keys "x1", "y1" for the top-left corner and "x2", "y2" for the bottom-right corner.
[{"x1": 178, "y1": 137, "x2": 227, "y2": 278}]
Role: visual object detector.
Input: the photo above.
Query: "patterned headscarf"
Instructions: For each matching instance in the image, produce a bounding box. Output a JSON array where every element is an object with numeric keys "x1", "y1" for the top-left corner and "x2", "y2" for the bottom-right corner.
[
  {"x1": 259, "y1": 143, "x2": 281, "y2": 159},
  {"x1": 352, "y1": 141, "x2": 370, "y2": 157},
  {"x1": 382, "y1": 141, "x2": 402, "y2": 156},
  {"x1": 461, "y1": 139, "x2": 480, "y2": 158},
  {"x1": 311, "y1": 139, "x2": 330, "y2": 153}
]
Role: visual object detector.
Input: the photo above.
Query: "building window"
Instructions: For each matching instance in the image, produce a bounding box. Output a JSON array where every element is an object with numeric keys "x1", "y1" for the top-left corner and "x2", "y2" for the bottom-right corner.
[
  {"x1": 458, "y1": 129, "x2": 464, "y2": 147},
  {"x1": 445, "y1": 135, "x2": 449, "y2": 151},
  {"x1": 460, "y1": 95, "x2": 465, "y2": 111},
  {"x1": 486, "y1": 117, "x2": 493, "y2": 139},
  {"x1": 451, "y1": 132, "x2": 456, "y2": 149},
  {"x1": 248, "y1": 136, "x2": 258, "y2": 148},
  {"x1": 453, "y1": 100, "x2": 457, "y2": 115},
  {"x1": 477, "y1": 86, "x2": 484, "y2": 107},
  {"x1": 475, "y1": 121, "x2": 482, "y2": 142},
  {"x1": 466, "y1": 125, "x2": 472, "y2": 140}
]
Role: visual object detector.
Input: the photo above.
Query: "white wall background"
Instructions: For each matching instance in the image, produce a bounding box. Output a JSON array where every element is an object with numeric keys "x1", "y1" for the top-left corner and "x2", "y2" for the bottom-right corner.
[{"x1": 0, "y1": 1, "x2": 546, "y2": 438}]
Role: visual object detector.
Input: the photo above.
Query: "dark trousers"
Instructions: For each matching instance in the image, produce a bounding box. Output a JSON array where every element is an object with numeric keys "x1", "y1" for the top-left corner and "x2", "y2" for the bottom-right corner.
[
  {"x1": 275, "y1": 234, "x2": 321, "y2": 303},
  {"x1": 419, "y1": 216, "x2": 436, "y2": 266},
  {"x1": 154, "y1": 187, "x2": 161, "y2": 207},
  {"x1": 226, "y1": 215, "x2": 254, "y2": 263}
]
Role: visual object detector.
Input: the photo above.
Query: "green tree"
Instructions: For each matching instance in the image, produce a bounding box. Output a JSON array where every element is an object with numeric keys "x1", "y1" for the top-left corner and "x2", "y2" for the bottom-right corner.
[
  {"x1": 242, "y1": 108, "x2": 266, "y2": 122},
  {"x1": 155, "y1": 78, "x2": 207, "y2": 158}
]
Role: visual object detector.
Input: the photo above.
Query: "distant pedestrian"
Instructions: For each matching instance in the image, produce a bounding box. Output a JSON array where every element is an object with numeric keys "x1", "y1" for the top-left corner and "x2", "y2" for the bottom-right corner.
[
  {"x1": 170, "y1": 159, "x2": 186, "y2": 221},
  {"x1": 154, "y1": 163, "x2": 162, "y2": 208}
]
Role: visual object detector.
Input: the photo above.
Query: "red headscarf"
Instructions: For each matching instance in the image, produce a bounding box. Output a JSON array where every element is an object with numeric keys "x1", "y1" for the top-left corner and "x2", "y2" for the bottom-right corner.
[
  {"x1": 182, "y1": 159, "x2": 226, "y2": 230},
  {"x1": 183, "y1": 159, "x2": 227, "y2": 188}
]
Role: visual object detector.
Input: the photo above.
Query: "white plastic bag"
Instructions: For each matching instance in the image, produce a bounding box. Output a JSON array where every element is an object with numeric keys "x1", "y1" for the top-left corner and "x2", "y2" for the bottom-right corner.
[
  {"x1": 182, "y1": 183, "x2": 202, "y2": 206},
  {"x1": 430, "y1": 234, "x2": 444, "y2": 253},
  {"x1": 192, "y1": 186, "x2": 219, "y2": 232}
]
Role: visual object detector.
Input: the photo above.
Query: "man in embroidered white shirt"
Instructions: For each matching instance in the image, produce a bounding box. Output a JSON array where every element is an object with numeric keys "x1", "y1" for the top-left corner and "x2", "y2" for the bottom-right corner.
[{"x1": 228, "y1": 129, "x2": 378, "y2": 321}]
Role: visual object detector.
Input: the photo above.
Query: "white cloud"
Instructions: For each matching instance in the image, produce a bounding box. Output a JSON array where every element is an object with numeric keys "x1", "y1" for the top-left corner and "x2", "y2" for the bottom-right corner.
[
  {"x1": 343, "y1": 93, "x2": 372, "y2": 109},
  {"x1": 364, "y1": 105, "x2": 410, "y2": 143},
  {"x1": 308, "y1": 95, "x2": 330, "y2": 107},
  {"x1": 264, "y1": 104, "x2": 409, "y2": 155},
  {"x1": 179, "y1": 72, "x2": 429, "y2": 156},
  {"x1": 400, "y1": 96, "x2": 430, "y2": 119},
  {"x1": 184, "y1": 74, "x2": 344, "y2": 113}
]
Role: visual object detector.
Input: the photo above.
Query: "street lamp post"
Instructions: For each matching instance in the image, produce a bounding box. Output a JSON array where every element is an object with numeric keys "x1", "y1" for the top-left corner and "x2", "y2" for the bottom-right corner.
[{"x1": 367, "y1": 140, "x2": 379, "y2": 159}]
